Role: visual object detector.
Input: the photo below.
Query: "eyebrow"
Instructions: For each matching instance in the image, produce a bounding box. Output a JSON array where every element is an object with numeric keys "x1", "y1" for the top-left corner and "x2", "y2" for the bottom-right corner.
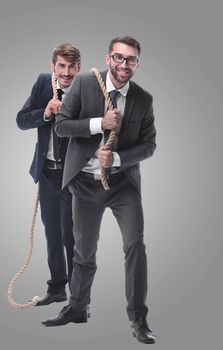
[
  {"x1": 113, "y1": 53, "x2": 138, "y2": 58},
  {"x1": 57, "y1": 63, "x2": 77, "y2": 67}
]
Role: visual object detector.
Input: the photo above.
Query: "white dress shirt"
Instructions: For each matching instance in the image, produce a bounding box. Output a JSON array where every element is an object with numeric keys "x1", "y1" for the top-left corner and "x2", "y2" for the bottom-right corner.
[
  {"x1": 82, "y1": 72, "x2": 129, "y2": 175},
  {"x1": 45, "y1": 82, "x2": 71, "y2": 161}
]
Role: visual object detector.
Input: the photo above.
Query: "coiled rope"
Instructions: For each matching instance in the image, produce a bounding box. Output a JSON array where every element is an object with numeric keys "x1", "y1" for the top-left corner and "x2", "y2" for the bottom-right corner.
[
  {"x1": 7, "y1": 72, "x2": 59, "y2": 308},
  {"x1": 90, "y1": 67, "x2": 118, "y2": 190}
]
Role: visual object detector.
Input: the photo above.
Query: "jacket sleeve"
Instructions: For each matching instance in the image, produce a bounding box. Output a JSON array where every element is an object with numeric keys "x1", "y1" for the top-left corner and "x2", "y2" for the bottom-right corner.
[
  {"x1": 55, "y1": 74, "x2": 91, "y2": 138},
  {"x1": 16, "y1": 75, "x2": 49, "y2": 130}
]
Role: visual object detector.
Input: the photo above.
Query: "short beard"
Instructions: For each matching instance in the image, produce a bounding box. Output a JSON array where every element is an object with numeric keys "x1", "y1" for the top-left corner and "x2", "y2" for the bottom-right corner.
[{"x1": 110, "y1": 65, "x2": 133, "y2": 86}]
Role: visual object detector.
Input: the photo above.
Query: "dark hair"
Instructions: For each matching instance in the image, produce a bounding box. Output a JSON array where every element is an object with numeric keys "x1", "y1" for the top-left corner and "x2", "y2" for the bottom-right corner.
[
  {"x1": 52, "y1": 42, "x2": 81, "y2": 64},
  {"x1": 109, "y1": 35, "x2": 141, "y2": 55}
]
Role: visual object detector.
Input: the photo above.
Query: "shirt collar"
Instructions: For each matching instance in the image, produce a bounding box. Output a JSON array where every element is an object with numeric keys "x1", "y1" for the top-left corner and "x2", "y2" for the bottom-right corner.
[
  {"x1": 56, "y1": 80, "x2": 71, "y2": 94},
  {"x1": 106, "y1": 72, "x2": 129, "y2": 97}
]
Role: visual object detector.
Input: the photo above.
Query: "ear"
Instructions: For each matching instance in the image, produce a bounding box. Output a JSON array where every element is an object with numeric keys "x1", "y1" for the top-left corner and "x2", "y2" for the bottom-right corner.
[
  {"x1": 51, "y1": 62, "x2": 55, "y2": 72},
  {"x1": 105, "y1": 55, "x2": 110, "y2": 66}
]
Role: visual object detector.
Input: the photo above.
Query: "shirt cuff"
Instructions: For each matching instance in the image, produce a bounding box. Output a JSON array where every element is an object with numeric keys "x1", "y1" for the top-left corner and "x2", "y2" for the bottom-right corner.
[
  {"x1": 43, "y1": 114, "x2": 52, "y2": 122},
  {"x1": 112, "y1": 152, "x2": 121, "y2": 167},
  {"x1": 90, "y1": 118, "x2": 103, "y2": 134}
]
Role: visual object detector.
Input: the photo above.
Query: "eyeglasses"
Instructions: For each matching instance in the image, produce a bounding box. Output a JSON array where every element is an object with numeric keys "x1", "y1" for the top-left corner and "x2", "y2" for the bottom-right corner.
[{"x1": 110, "y1": 53, "x2": 139, "y2": 66}]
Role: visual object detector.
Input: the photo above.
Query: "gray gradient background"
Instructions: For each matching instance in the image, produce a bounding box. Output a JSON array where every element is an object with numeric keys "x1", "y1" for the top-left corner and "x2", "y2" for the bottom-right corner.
[{"x1": 0, "y1": 0, "x2": 222, "y2": 349}]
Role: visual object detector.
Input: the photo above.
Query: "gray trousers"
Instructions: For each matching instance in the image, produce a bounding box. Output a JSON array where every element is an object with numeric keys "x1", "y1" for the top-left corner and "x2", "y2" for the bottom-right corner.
[{"x1": 68, "y1": 171, "x2": 148, "y2": 321}]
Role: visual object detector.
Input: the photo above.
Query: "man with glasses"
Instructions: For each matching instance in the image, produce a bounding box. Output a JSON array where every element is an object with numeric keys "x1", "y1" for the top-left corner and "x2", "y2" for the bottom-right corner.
[
  {"x1": 16, "y1": 43, "x2": 81, "y2": 306},
  {"x1": 42, "y1": 36, "x2": 156, "y2": 344}
]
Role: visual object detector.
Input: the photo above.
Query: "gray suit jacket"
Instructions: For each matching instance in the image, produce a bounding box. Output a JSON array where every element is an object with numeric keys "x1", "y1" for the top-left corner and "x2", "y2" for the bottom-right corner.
[{"x1": 55, "y1": 70, "x2": 156, "y2": 194}]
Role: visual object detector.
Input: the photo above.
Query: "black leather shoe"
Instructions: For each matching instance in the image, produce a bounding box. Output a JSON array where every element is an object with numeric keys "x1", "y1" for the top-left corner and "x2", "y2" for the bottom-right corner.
[
  {"x1": 36, "y1": 292, "x2": 67, "y2": 306},
  {"x1": 41, "y1": 305, "x2": 88, "y2": 326},
  {"x1": 131, "y1": 318, "x2": 156, "y2": 344}
]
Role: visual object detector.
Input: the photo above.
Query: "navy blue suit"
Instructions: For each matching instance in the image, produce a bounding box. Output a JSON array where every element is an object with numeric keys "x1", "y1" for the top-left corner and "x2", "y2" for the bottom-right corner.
[{"x1": 17, "y1": 73, "x2": 74, "y2": 293}]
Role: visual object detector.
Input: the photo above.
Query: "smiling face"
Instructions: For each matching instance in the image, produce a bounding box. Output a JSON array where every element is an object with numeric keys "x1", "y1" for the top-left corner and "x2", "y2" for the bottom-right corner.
[
  {"x1": 105, "y1": 42, "x2": 139, "y2": 89},
  {"x1": 51, "y1": 55, "x2": 80, "y2": 89}
]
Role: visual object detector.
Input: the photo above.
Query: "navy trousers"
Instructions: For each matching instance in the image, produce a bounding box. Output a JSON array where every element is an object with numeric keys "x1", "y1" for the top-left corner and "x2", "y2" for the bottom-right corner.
[{"x1": 39, "y1": 167, "x2": 74, "y2": 293}]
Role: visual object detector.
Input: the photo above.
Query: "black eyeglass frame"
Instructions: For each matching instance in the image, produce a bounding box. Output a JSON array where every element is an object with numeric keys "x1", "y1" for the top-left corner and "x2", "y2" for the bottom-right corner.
[{"x1": 110, "y1": 53, "x2": 139, "y2": 66}]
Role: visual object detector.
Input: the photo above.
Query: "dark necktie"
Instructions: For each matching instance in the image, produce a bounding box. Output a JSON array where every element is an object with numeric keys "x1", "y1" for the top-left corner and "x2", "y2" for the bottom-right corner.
[
  {"x1": 109, "y1": 89, "x2": 120, "y2": 108},
  {"x1": 57, "y1": 88, "x2": 64, "y2": 101},
  {"x1": 104, "y1": 90, "x2": 120, "y2": 145},
  {"x1": 52, "y1": 89, "x2": 64, "y2": 162}
]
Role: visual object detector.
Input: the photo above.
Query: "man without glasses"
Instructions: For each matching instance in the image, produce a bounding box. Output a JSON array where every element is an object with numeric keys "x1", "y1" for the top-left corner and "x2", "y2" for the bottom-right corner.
[{"x1": 17, "y1": 43, "x2": 81, "y2": 306}]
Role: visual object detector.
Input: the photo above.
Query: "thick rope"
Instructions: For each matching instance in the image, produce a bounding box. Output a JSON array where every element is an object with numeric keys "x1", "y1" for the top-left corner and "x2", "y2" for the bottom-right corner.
[
  {"x1": 7, "y1": 73, "x2": 59, "y2": 309},
  {"x1": 90, "y1": 67, "x2": 118, "y2": 190},
  {"x1": 51, "y1": 71, "x2": 59, "y2": 100},
  {"x1": 7, "y1": 188, "x2": 40, "y2": 308}
]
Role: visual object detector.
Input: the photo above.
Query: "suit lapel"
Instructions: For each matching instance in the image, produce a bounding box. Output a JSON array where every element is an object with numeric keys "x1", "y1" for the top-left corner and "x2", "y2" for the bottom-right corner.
[
  {"x1": 118, "y1": 82, "x2": 135, "y2": 144},
  {"x1": 95, "y1": 70, "x2": 107, "y2": 116},
  {"x1": 92, "y1": 72, "x2": 136, "y2": 149},
  {"x1": 43, "y1": 77, "x2": 54, "y2": 142},
  {"x1": 46, "y1": 78, "x2": 53, "y2": 102}
]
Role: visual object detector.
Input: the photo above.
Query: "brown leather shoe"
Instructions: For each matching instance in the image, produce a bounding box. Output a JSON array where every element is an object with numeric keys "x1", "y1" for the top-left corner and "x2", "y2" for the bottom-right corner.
[
  {"x1": 131, "y1": 318, "x2": 157, "y2": 344},
  {"x1": 36, "y1": 292, "x2": 67, "y2": 306},
  {"x1": 41, "y1": 305, "x2": 88, "y2": 326}
]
